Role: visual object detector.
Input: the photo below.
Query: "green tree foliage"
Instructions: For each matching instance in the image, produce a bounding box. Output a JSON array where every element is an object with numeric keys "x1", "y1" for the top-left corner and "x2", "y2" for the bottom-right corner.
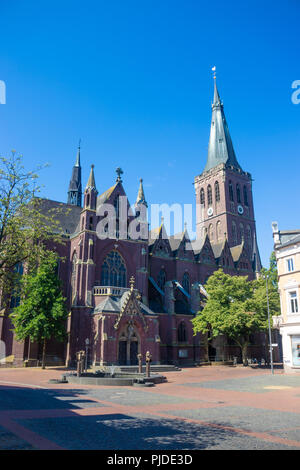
[
  {"x1": 192, "y1": 267, "x2": 280, "y2": 365},
  {"x1": 10, "y1": 251, "x2": 68, "y2": 368},
  {"x1": 0, "y1": 152, "x2": 67, "y2": 304}
]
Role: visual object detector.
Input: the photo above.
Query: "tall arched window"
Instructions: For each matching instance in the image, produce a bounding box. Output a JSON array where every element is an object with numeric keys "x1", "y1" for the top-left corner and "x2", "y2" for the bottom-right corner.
[
  {"x1": 232, "y1": 221, "x2": 237, "y2": 245},
  {"x1": 71, "y1": 253, "x2": 77, "y2": 302},
  {"x1": 240, "y1": 223, "x2": 244, "y2": 243},
  {"x1": 215, "y1": 181, "x2": 220, "y2": 202},
  {"x1": 216, "y1": 221, "x2": 221, "y2": 241},
  {"x1": 208, "y1": 223, "x2": 213, "y2": 242},
  {"x1": 178, "y1": 322, "x2": 187, "y2": 342},
  {"x1": 157, "y1": 269, "x2": 166, "y2": 291},
  {"x1": 182, "y1": 272, "x2": 190, "y2": 294},
  {"x1": 229, "y1": 181, "x2": 234, "y2": 202},
  {"x1": 236, "y1": 184, "x2": 241, "y2": 203},
  {"x1": 207, "y1": 185, "x2": 212, "y2": 206},
  {"x1": 200, "y1": 188, "x2": 205, "y2": 206},
  {"x1": 246, "y1": 225, "x2": 252, "y2": 249},
  {"x1": 100, "y1": 250, "x2": 127, "y2": 287},
  {"x1": 243, "y1": 185, "x2": 248, "y2": 206}
]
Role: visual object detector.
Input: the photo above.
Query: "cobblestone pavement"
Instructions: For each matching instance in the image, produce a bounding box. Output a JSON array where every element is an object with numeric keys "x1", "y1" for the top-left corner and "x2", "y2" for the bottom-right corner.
[{"x1": 0, "y1": 366, "x2": 300, "y2": 450}]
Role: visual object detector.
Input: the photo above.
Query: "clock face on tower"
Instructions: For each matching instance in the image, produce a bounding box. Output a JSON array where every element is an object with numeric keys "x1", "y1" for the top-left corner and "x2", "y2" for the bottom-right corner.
[
  {"x1": 237, "y1": 205, "x2": 244, "y2": 215},
  {"x1": 207, "y1": 207, "x2": 213, "y2": 216}
]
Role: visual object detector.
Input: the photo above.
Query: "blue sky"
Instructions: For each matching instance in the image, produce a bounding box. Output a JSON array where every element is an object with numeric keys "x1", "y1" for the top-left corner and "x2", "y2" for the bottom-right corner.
[{"x1": 0, "y1": 0, "x2": 299, "y2": 267}]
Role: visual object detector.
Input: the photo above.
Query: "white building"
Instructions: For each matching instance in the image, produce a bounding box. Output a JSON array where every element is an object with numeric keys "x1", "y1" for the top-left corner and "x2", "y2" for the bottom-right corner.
[{"x1": 272, "y1": 222, "x2": 300, "y2": 372}]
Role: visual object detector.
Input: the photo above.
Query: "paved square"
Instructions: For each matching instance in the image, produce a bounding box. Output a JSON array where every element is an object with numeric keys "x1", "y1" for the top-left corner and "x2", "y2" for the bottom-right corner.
[{"x1": 1, "y1": 366, "x2": 300, "y2": 450}]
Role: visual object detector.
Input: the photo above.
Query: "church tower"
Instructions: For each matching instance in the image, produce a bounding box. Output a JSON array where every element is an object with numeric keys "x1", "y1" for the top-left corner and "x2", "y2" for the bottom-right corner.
[
  {"x1": 67, "y1": 142, "x2": 82, "y2": 207},
  {"x1": 194, "y1": 78, "x2": 258, "y2": 256}
]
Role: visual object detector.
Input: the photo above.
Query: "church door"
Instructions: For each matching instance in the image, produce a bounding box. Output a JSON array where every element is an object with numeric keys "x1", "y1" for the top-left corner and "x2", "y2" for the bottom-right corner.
[
  {"x1": 118, "y1": 341, "x2": 127, "y2": 365},
  {"x1": 130, "y1": 341, "x2": 138, "y2": 365}
]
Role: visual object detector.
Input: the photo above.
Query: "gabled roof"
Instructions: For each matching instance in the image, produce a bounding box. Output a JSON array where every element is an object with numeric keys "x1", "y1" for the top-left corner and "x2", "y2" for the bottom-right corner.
[
  {"x1": 230, "y1": 242, "x2": 244, "y2": 262},
  {"x1": 196, "y1": 234, "x2": 216, "y2": 264},
  {"x1": 148, "y1": 224, "x2": 171, "y2": 255},
  {"x1": 211, "y1": 239, "x2": 226, "y2": 259},
  {"x1": 97, "y1": 183, "x2": 118, "y2": 206},
  {"x1": 169, "y1": 232, "x2": 184, "y2": 252}
]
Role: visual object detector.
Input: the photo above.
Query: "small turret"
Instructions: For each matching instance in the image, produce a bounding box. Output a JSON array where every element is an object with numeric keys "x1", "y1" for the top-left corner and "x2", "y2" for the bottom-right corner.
[{"x1": 84, "y1": 164, "x2": 98, "y2": 210}]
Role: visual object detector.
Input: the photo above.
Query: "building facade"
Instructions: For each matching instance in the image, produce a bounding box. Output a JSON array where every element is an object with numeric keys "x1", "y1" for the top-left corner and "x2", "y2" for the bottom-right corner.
[
  {"x1": 0, "y1": 80, "x2": 263, "y2": 367},
  {"x1": 272, "y1": 222, "x2": 300, "y2": 372}
]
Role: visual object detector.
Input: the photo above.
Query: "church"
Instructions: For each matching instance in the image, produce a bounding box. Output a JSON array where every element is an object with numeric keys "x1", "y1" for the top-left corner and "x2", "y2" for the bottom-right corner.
[{"x1": 1, "y1": 79, "x2": 264, "y2": 367}]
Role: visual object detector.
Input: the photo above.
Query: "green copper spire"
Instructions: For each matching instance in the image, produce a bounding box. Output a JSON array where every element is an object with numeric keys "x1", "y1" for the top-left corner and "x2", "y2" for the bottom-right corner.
[{"x1": 203, "y1": 79, "x2": 242, "y2": 173}]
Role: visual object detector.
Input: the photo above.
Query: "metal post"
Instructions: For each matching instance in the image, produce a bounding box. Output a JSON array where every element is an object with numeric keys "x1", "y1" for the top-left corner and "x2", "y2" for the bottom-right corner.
[{"x1": 266, "y1": 276, "x2": 274, "y2": 375}]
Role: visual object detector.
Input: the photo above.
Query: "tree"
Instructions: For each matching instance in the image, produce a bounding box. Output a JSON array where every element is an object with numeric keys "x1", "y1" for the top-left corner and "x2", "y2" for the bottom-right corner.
[
  {"x1": 10, "y1": 251, "x2": 68, "y2": 369},
  {"x1": 0, "y1": 152, "x2": 67, "y2": 305},
  {"x1": 192, "y1": 269, "x2": 279, "y2": 365}
]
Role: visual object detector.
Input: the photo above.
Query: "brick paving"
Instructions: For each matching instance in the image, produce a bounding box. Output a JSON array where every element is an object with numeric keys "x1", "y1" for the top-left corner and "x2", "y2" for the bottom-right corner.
[{"x1": 0, "y1": 366, "x2": 300, "y2": 450}]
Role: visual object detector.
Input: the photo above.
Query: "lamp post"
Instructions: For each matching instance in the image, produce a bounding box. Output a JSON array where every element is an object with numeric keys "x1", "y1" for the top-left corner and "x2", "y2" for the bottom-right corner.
[{"x1": 265, "y1": 275, "x2": 274, "y2": 375}]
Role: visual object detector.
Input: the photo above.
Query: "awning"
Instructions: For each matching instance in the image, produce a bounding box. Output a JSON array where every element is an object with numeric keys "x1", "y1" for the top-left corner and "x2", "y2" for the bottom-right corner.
[{"x1": 149, "y1": 276, "x2": 165, "y2": 296}]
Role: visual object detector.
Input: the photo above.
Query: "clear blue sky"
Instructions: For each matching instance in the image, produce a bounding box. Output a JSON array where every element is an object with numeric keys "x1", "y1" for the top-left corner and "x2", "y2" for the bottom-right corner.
[{"x1": 0, "y1": 0, "x2": 299, "y2": 267}]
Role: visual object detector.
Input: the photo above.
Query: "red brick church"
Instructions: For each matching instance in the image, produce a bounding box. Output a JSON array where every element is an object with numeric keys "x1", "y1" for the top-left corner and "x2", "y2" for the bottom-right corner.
[{"x1": 0, "y1": 80, "x2": 265, "y2": 367}]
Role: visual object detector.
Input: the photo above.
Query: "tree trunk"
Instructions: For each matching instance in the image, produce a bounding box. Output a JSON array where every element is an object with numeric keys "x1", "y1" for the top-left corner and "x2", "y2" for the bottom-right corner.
[
  {"x1": 241, "y1": 343, "x2": 248, "y2": 366},
  {"x1": 42, "y1": 338, "x2": 46, "y2": 369}
]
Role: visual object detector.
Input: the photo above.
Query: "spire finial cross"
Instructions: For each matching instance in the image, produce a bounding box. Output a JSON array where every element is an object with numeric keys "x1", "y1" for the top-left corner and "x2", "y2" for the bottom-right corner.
[
  {"x1": 212, "y1": 66, "x2": 216, "y2": 80},
  {"x1": 116, "y1": 167, "x2": 123, "y2": 182}
]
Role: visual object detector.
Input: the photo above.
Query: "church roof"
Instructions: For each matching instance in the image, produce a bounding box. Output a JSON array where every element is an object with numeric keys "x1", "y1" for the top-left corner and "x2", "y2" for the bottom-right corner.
[
  {"x1": 35, "y1": 198, "x2": 82, "y2": 236},
  {"x1": 203, "y1": 80, "x2": 242, "y2": 173},
  {"x1": 97, "y1": 183, "x2": 118, "y2": 206},
  {"x1": 230, "y1": 242, "x2": 244, "y2": 262},
  {"x1": 169, "y1": 232, "x2": 185, "y2": 252},
  {"x1": 211, "y1": 240, "x2": 226, "y2": 259}
]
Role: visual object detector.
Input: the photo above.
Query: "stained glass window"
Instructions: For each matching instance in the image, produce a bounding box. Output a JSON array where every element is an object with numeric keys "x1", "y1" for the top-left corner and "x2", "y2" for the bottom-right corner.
[{"x1": 100, "y1": 251, "x2": 127, "y2": 287}]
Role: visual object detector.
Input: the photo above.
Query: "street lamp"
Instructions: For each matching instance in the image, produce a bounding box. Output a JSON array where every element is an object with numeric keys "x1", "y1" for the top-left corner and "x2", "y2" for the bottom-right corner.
[{"x1": 264, "y1": 274, "x2": 274, "y2": 375}]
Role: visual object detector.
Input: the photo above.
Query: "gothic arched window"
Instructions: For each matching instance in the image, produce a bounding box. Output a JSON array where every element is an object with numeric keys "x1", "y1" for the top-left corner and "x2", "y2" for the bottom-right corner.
[
  {"x1": 246, "y1": 225, "x2": 252, "y2": 249},
  {"x1": 240, "y1": 223, "x2": 244, "y2": 243},
  {"x1": 178, "y1": 322, "x2": 187, "y2": 343},
  {"x1": 215, "y1": 181, "x2": 220, "y2": 202},
  {"x1": 236, "y1": 184, "x2": 241, "y2": 203},
  {"x1": 208, "y1": 223, "x2": 213, "y2": 242},
  {"x1": 71, "y1": 253, "x2": 77, "y2": 302},
  {"x1": 182, "y1": 272, "x2": 190, "y2": 294},
  {"x1": 200, "y1": 188, "x2": 205, "y2": 206},
  {"x1": 207, "y1": 185, "x2": 212, "y2": 206},
  {"x1": 232, "y1": 221, "x2": 237, "y2": 245},
  {"x1": 243, "y1": 186, "x2": 248, "y2": 206},
  {"x1": 216, "y1": 221, "x2": 221, "y2": 241},
  {"x1": 229, "y1": 181, "x2": 234, "y2": 202},
  {"x1": 100, "y1": 250, "x2": 127, "y2": 287},
  {"x1": 157, "y1": 269, "x2": 166, "y2": 291}
]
